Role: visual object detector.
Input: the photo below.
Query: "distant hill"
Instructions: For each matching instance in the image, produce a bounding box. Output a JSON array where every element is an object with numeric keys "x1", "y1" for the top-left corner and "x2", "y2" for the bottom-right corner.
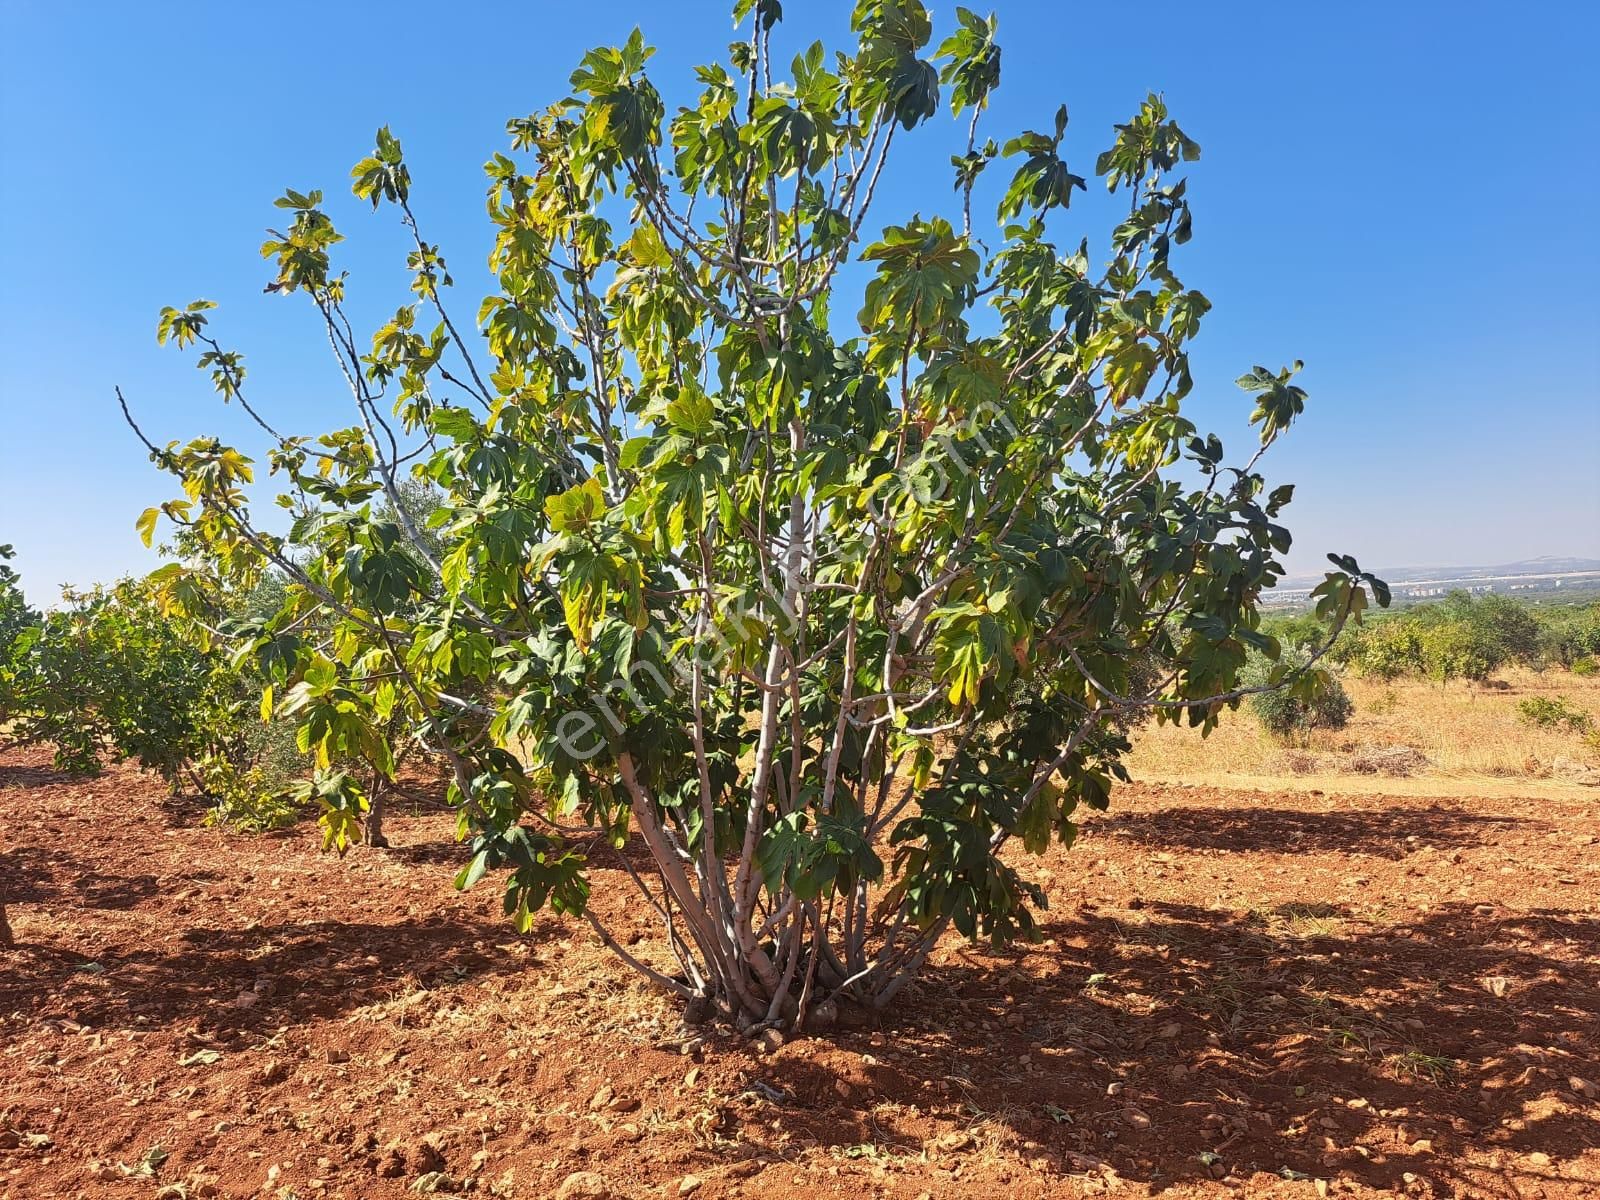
[
  {"x1": 1269, "y1": 556, "x2": 1600, "y2": 606},
  {"x1": 1365, "y1": 556, "x2": 1600, "y2": 585}
]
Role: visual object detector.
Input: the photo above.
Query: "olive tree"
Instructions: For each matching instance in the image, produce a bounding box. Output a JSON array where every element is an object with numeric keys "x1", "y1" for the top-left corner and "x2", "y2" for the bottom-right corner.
[{"x1": 123, "y1": 1, "x2": 1385, "y2": 1033}]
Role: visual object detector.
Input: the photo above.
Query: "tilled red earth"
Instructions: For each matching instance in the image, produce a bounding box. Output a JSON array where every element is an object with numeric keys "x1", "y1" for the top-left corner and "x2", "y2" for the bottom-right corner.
[{"x1": 1, "y1": 743, "x2": 1597, "y2": 1199}]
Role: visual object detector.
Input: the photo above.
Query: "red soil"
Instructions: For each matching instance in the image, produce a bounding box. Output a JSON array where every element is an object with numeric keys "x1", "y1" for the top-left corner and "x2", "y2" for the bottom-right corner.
[{"x1": 1, "y1": 743, "x2": 1597, "y2": 1199}]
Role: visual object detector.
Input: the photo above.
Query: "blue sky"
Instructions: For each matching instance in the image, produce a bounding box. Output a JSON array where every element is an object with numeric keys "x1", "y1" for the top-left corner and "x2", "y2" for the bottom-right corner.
[{"x1": 2, "y1": 1, "x2": 1596, "y2": 606}]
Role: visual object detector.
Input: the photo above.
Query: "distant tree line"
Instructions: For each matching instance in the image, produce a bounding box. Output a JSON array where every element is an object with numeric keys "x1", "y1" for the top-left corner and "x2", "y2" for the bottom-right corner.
[{"x1": 1266, "y1": 592, "x2": 1600, "y2": 685}]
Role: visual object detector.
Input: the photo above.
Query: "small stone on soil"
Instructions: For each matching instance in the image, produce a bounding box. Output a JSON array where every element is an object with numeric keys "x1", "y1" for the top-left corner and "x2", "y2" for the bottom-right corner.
[{"x1": 555, "y1": 1170, "x2": 611, "y2": 1200}]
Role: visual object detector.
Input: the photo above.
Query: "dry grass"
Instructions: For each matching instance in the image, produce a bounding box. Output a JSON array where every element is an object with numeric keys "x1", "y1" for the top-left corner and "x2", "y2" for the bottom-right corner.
[{"x1": 1126, "y1": 666, "x2": 1600, "y2": 795}]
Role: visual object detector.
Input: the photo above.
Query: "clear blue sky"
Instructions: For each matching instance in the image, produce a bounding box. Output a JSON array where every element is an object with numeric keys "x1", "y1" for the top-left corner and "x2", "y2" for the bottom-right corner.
[{"x1": 2, "y1": 1, "x2": 1596, "y2": 606}]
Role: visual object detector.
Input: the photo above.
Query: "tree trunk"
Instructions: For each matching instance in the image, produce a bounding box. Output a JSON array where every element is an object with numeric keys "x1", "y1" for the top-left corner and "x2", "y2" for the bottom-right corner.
[{"x1": 364, "y1": 784, "x2": 389, "y2": 848}]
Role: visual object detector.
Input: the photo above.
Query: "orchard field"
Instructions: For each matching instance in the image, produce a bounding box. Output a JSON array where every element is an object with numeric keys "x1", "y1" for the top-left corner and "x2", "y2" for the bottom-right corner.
[{"x1": 4, "y1": 1, "x2": 1599, "y2": 1197}]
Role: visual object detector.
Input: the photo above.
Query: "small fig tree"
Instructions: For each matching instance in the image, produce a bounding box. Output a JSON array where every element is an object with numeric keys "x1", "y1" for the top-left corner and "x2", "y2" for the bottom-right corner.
[
  {"x1": 123, "y1": 2, "x2": 1385, "y2": 1032},
  {"x1": 0, "y1": 564, "x2": 289, "y2": 808}
]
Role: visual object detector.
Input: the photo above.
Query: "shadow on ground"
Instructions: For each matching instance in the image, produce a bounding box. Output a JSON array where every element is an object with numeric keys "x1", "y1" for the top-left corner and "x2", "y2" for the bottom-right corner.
[
  {"x1": 0, "y1": 844, "x2": 183, "y2": 909},
  {"x1": 0, "y1": 912, "x2": 543, "y2": 1036},
  {"x1": 1090, "y1": 803, "x2": 1529, "y2": 858},
  {"x1": 0, "y1": 761, "x2": 80, "y2": 791},
  {"x1": 751, "y1": 900, "x2": 1598, "y2": 1193}
]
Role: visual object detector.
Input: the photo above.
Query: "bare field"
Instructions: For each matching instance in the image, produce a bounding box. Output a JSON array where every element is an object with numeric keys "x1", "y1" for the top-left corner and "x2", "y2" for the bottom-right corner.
[{"x1": 3, "y1": 740, "x2": 1599, "y2": 1199}]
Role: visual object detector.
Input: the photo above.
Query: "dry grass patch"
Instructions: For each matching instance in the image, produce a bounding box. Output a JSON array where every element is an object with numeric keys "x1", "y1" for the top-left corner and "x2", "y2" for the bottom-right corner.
[{"x1": 1127, "y1": 666, "x2": 1600, "y2": 791}]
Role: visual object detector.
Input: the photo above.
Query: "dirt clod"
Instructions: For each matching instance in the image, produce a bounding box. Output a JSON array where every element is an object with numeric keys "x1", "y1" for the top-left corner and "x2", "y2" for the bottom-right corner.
[{"x1": 555, "y1": 1170, "x2": 611, "y2": 1200}]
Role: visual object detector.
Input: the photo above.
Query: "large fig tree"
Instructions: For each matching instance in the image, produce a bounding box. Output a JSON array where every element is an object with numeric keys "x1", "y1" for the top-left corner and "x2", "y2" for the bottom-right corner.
[{"x1": 124, "y1": 1, "x2": 1385, "y2": 1032}]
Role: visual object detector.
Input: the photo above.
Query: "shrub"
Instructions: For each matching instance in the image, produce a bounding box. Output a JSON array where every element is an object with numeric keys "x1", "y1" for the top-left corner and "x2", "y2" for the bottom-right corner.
[
  {"x1": 1347, "y1": 594, "x2": 1586, "y2": 684},
  {"x1": 1516, "y1": 695, "x2": 1594, "y2": 735},
  {"x1": 1347, "y1": 744, "x2": 1428, "y2": 776},
  {"x1": 1366, "y1": 687, "x2": 1399, "y2": 715},
  {"x1": 1261, "y1": 612, "x2": 1330, "y2": 654},
  {"x1": 1245, "y1": 649, "x2": 1353, "y2": 740},
  {"x1": 1534, "y1": 601, "x2": 1600, "y2": 669},
  {"x1": 1418, "y1": 620, "x2": 1495, "y2": 684},
  {"x1": 2, "y1": 576, "x2": 231, "y2": 779},
  {"x1": 1408, "y1": 592, "x2": 1541, "y2": 683},
  {"x1": 1462, "y1": 593, "x2": 1541, "y2": 667},
  {"x1": 1351, "y1": 619, "x2": 1425, "y2": 680},
  {"x1": 124, "y1": 3, "x2": 1386, "y2": 1033},
  {"x1": 1572, "y1": 656, "x2": 1598, "y2": 677}
]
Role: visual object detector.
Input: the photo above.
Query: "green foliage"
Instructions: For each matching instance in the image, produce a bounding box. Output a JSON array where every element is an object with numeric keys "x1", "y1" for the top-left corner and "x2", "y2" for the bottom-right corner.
[
  {"x1": 1260, "y1": 610, "x2": 1332, "y2": 654},
  {"x1": 2, "y1": 575, "x2": 228, "y2": 778},
  {"x1": 0, "y1": 545, "x2": 41, "y2": 722},
  {"x1": 1417, "y1": 619, "x2": 1495, "y2": 685},
  {"x1": 1244, "y1": 647, "x2": 1353, "y2": 740},
  {"x1": 1534, "y1": 601, "x2": 1600, "y2": 669},
  {"x1": 283, "y1": 770, "x2": 371, "y2": 853},
  {"x1": 1343, "y1": 592, "x2": 1591, "y2": 684},
  {"x1": 1515, "y1": 695, "x2": 1594, "y2": 735},
  {"x1": 1346, "y1": 616, "x2": 1426, "y2": 680},
  {"x1": 204, "y1": 716, "x2": 307, "y2": 830},
  {"x1": 124, "y1": 1, "x2": 1383, "y2": 1031},
  {"x1": 1438, "y1": 592, "x2": 1540, "y2": 667},
  {"x1": 1407, "y1": 593, "x2": 1537, "y2": 684},
  {"x1": 0, "y1": 564, "x2": 308, "y2": 821}
]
